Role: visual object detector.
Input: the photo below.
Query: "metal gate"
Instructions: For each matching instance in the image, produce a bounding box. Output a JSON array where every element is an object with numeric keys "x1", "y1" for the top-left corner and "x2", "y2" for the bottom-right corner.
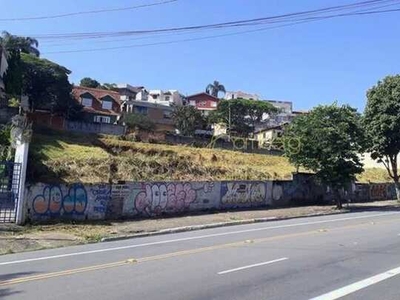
[{"x1": 0, "y1": 161, "x2": 21, "y2": 222}]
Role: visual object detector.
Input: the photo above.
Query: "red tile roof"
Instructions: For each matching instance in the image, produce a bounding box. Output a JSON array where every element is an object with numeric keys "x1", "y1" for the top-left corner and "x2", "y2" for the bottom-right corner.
[
  {"x1": 72, "y1": 86, "x2": 121, "y2": 105},
  {"x1": 187, "y1": 92, "x2": 219, "y2": 100},
  {"x1": 72, "y1": 86, "x2": 121, "y2": 116}
]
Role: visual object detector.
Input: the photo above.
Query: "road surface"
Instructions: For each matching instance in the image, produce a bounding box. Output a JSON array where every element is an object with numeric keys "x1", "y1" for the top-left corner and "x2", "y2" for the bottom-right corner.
[{"x1": 1, "y1": 210, "x2": 400, "y2": 300}]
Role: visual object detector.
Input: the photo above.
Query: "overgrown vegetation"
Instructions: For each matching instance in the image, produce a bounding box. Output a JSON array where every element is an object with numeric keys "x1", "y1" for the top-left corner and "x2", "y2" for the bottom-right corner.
[{"x1": 28, "y1": 130, "x2": 388, "y2": 184}]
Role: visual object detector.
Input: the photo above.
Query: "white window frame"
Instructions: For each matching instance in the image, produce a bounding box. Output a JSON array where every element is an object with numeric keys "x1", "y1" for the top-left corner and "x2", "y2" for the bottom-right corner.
[
  {"x1": 82, "y1": 97, "x2": 92, "y2": 107},
  {"x1": 94, "y1": 116, "x2": 111, "y2": 124},
  {"x1": 102, "y1": 100, "x2": 112, "y2": 110}
]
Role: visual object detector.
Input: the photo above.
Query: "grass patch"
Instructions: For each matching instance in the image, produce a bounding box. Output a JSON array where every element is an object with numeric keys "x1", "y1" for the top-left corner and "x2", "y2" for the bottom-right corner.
[{"x1": 28, "y1": 130, "x2": 392, "y2": 183}]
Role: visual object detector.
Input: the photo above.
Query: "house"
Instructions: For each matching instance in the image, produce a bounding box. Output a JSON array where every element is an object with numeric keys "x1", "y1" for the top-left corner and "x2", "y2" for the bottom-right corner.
[
  {"x1": 0, "y1": 46, "x2": 8, "y2": 107},
  {"x1": 148, "y1": 89, "x2": 184, "y2": 106},
  {"x1": 115, "y1": 84, "x2": 147, "y2": 102},
  {"x1": 187, "y1": 92, "x2": 219, "y2": 115},
  {"x1": 253, "y1": 124, "x2": 286, "y2": 147},
  {"x1": 72, "y1": 86, "x2": 122, "y2": 124},
  {"x1": 224, "y1": 91, "x2": 260, "y2": 100},
  {"x1": 121, "y1": 100, "x2": 175, "y2": 132}
]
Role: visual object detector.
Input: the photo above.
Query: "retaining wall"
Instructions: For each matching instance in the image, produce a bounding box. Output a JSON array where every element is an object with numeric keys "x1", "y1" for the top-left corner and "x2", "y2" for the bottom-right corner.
[{"x1": 24, "y1": 177, "x2": 397, "y2": 222}]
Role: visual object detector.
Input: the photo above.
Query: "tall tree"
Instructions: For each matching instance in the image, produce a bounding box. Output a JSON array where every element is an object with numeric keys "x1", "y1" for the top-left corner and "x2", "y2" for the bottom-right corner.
[
  {"x1": 206, "y1": 80, "x2": 226, "y2": 98},
  {"x1": 284, "y1": 103, "x2": 364, "y2": 208},
  {"x1": 20, "y1": 53, "x2": 81, "y2": 117},
  {"x1": 210, "y1": 98, "x2": 277, "y2": 136},
  {"x1": 80, "y1": 77, "x2": 101, "y2": 88},
  {"x1": 1, "y1": 31, "x2": 40, "y2": 96},
  {"x1": 364, "y1": 75, "x2": 400, "y2": 201},
  {"x1": 0, "y1": 31, "x2": 40, "y2": 57},
  {"x1": 171, "y1": 105, "x2": 205, "y2": 136}
]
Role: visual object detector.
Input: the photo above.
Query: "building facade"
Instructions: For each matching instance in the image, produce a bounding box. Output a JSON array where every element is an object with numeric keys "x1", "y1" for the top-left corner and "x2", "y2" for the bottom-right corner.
[
  {"x1": 187, "y1": 92, "x2": 219, "y2": 115},
  {"x1": 72, "y1": 86, "x2": 122, "y2": 124},
  {"x1": 224, "y1": 91, "x2": 260, "y2": 100}
]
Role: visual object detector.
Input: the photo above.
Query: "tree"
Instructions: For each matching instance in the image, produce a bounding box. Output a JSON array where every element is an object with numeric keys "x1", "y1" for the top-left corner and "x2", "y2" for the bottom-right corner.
[
  {"x1": 171, "y1": 105, "x2": 205, "y2": 136},
  {"x1": 80, "y1": 77, "x2": 101, "y2": 88},
  {"x1": 124, "y1": 113, "x2": 155, "y2": 132},
  {"x1": 1, "y1": 31, "x2": 40, "y2": 96},
  {"x1": 206, "y1": 80, "x2": 226, "y2": 98},
  {"x1": 19, "y1": 53, "x2": 81, "y2": 117},
  {"x1": 284, "y1": 103, "x2": 364, "y2": 209},
  {"x1": 364, "y1": 75, "x2": 400, "y2": 201},
  {"x1": 0, "y1": 31, "x2": 40, "y2": 57},
  {"x1": 211, "y1": 98, "x2": 278, "y2": 136}
]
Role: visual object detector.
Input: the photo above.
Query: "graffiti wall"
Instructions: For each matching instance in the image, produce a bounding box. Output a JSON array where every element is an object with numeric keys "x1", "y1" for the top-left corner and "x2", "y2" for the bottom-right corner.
[
  {"x1": 25, "y1": 179, "x2": 397, "y2": 222},
  {"x1": 220, "y1": 182, "x2": 271, "y2": 208},
  {"x1": 122, "y1": 182, "x2": 220, "y2": 217}
]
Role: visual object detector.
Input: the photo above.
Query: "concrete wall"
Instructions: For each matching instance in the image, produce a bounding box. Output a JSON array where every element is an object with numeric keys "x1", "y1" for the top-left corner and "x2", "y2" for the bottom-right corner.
[
  {"x1": 24, "y1": 177, "x2": 397, "y2": 222},
  {"x1": 65, "y1": 121, "x2": 126, "y2": 136}
]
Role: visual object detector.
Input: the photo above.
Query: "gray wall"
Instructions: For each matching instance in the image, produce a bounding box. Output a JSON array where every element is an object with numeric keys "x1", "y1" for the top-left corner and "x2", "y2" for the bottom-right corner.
[
  {"x1": 24, "y1": 175, "x2": 397, "y2": 222},
  {"x1": 65, "y1": 121, "x2": 126, "y2": 136}
]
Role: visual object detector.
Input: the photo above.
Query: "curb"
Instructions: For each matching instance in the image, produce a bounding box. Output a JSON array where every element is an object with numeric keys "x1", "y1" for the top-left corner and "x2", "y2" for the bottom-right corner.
[{"x1": 100, "y1": 210, "x2": 347, "y2": 243}]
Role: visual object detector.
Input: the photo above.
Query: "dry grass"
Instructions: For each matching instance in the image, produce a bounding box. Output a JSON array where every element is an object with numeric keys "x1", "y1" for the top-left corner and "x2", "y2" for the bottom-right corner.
[{"x1": 29, "y1": 131, "x2": 391, "y2": 183}]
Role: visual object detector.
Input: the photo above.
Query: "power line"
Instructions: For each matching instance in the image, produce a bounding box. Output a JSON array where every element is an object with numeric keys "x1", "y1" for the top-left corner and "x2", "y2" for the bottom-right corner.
[
  {"x1": 32, "y1": 0, "x2": 398, "y2": 41},
  {"x1": 43, "y1": 7, "x2": 400, "y2": 55},
  {"x1": 0, "y1": 0, "x2": 178, "y2": 21}
]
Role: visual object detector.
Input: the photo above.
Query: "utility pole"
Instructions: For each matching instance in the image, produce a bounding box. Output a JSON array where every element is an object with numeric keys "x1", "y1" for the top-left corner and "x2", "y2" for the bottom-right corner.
[{"x1": 228, "y1": 100, "x2": 231, "y2": 142}]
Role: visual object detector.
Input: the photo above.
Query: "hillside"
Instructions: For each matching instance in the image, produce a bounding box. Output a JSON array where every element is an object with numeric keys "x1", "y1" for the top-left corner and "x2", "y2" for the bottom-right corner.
[{"x1": 28, "y1": 131, "x2": 390, "y2": 184}]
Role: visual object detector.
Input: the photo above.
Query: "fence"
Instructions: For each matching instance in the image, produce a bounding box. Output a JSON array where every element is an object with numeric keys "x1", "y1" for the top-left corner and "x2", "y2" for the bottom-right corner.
[{"x1": 0, "y1": 162, "x2": 21, "y2": 222}]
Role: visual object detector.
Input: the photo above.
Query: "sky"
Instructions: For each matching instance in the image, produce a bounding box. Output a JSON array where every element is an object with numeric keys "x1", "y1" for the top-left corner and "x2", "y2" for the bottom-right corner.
[{"x1": 1, "y1": 0, "x2": 400, "y2": 111}]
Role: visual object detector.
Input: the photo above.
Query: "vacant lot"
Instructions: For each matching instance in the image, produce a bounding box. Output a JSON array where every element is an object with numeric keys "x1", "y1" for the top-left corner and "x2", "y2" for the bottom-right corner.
[{"x1": 28, "y1": 130, "x2": 390, "y2": 184}]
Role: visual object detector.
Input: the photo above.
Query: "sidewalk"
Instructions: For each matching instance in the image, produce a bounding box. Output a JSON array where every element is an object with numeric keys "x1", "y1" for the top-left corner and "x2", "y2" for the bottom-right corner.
[{"x1": 0, "y1": 200, "x2": 398, "y2": 255}]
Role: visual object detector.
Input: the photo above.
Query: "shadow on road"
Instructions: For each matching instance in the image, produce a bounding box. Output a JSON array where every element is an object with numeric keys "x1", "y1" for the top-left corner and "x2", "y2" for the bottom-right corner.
[{"x1": 0, "y1": 272, "x2": 39, "y2": 298}]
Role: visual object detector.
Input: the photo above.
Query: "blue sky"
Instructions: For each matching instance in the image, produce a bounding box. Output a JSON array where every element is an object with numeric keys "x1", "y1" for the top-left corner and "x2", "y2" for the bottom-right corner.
[{"x1": 1, "y1": 0, "x2": 400, "y2": 111}]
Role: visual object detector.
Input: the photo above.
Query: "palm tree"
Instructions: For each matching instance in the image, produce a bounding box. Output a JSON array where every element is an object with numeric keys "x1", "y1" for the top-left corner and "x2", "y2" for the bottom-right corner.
[
  {"x1": 206, "y1": 80, "x2": 226, "y2": 98},
  {"x1": 0, "y1": 31, "x2": 40, "y2": 57}
]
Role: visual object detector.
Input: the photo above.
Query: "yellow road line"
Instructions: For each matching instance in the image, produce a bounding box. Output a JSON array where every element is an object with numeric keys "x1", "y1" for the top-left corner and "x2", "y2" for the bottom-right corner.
[{"x1": 1, "y1": 217, "x2": 398, "y2": 287}]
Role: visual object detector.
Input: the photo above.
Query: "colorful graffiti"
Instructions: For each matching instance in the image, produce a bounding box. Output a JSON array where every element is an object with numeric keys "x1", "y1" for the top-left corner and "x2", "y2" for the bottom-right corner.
[
  {"x1": 91, "y1": 185, "x2": 111, "y2": 214},
  {"x1": 370, "y1": 184, "x2": 387, "y2": 200},
  {"x1": 221, "y1": 182, "x2": 266, "y2": 205},
  {"x1": 32, "y1": 184, "x2": 88, "y2": 216},
  {"x1": 134, "y1": 182, "x2": 214, "y2": 216}
]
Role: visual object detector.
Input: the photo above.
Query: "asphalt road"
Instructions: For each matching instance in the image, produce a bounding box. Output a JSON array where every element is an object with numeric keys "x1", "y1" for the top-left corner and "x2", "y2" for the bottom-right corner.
[{"x1": 1, "y1": 210, "x2": 400, "y2": 300}]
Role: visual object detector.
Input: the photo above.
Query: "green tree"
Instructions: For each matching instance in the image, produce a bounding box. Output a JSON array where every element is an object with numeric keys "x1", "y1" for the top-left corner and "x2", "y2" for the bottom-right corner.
[
  {"x1": 80, "y1": 77, "x2": 101, "y2": 88},
  {"x1": 1, "y1": 31, "x2": 40, "y2": 96},
  {"x1": 206, "y1": 80, "x2": 226, "y2": 98},
  {"x1": 171, "y1": 105, "x2": 205, "y2": 136},
  {"x1": 124, "y1": 113, "x2": 155, "y2": 132},
  {"x1": 364, "y1": 75, "x2": 400, "y2": 201},
  {"x1": 20, "y1": 53, "x2": 81, "y2": 117},
  {"x1": 211, "y1": 98, "x2": 278, "y2": 136},
  {"x1": 284, "y1": 103, "x2": 364, "y2": 208}
]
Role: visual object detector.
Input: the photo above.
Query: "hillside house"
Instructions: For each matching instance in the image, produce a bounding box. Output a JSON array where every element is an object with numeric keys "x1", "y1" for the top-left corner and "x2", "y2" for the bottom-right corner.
[
  {"x1": 72, "y1": 86, "x2": 122, "y2": 124},
  {"x1": 187, "y1": 92, "x2": 219, "y2": 116}
]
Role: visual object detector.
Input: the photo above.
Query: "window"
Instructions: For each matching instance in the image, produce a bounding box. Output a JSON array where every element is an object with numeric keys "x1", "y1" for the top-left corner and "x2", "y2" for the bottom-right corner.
[
  {"x1": 211, "y1": 102, "x2": 217, "y2": 108},
  {"x1": 189, "y1": 100, "x2": 196, "y2": 106},
  {"x1": 102, "y1": 100, "x2": 112, "y2": 110},
  {"x1": 199, "y1": 101, "x2": 207, "y2": 107},
  {"x1": 165, "y1": 96, "x2": 171, "y2": 101},
  {"x1": 152, "y1": 94, "x2": 158, "y2": 99},
  {"x1": 135, "y1": 106, "x2": 148, "y2": 115},
  {"x1": 163, "y1": 110, "x2": 171, "y2": 119},
  {"x1": 82, "y1": 97, "x2": 92, "y2": 107},
  {"x1": 94, "y1": 116, "x2": 111, "y2": 123}
]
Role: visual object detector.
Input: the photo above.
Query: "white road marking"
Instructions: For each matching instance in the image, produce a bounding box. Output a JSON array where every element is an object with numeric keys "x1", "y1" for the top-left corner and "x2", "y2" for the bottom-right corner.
[
  {"x1": 218, "y1": 257, "x2": 288, "y2": 275},
  {"x1": 309, "y1": 265, "x2": 400, "y2": 300},
  {"x1": 0, "y1": 212, "x2": 398, "y2": 266}
]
